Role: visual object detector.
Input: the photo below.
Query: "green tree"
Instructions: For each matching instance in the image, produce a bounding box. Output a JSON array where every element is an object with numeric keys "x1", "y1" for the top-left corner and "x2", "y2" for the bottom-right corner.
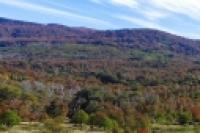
[
  {"x1": 177, "y1": 111, "x2": 192, "y2": 125},
  {"x1": 72, "y1": 110, "x2": 89, "y2": 124},
  {"x1": 46, "y1": 101, "x2": 65, "y2": 118},
  {"x1": 89, "y1": 112, "x2": 119, "y2": 131},
  {"x1": 102, "y1": 117, "x2": 119, "y2": 131},
  {"x1": 0, "y1": 84, "x2": 22, "y2": 101},
  {"x1": 0, "y1": 110, "x2": 21, "y2": 127}
]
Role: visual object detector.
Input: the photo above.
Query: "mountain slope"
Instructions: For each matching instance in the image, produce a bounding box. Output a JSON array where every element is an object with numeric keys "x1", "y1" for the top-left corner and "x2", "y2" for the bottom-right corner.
[{"x1": 0, "y1": 17, "x2": 200, "y2": 55}]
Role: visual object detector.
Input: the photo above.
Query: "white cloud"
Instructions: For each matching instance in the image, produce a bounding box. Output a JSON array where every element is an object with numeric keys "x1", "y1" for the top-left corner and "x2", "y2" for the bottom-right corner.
[
  {"x1": 150, "y1": 0, "x2": 200, "y2": 21},
  {"x1": 0, "y1": 0, "x2": 114, "y2": 27},
  {"x1": 90, "y1": 0, "x2": 168, "y2": 21},
  {"x1": 117, "y1": 15, "x2": 180, "y2": 35},
  {"x1": 141, "y1": 10, "x2": 169, "y2": 21},
  {"x1": 110, "y1": 0, "x2": 138, "y2": 8},
  {"x1": 90, "y1": 0, "x2": 102, "y2": 4},
  {"x1": 90, "y1": 0, "x2": 200, "y2": 23},
  {"x1": 90, "y1": 0, "x2": 138, "y2": 8}
]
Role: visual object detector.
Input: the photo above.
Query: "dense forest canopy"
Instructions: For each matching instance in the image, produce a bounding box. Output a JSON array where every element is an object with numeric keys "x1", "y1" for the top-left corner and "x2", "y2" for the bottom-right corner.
[{"x1": 0, "y1": 18, "x2": 199, "y2": 133}]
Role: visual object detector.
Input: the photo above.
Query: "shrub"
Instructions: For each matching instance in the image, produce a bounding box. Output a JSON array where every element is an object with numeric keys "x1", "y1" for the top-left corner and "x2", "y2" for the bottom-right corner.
[
  {"x1": 101, "y1": 117, "x2": 114, "y2": 130},
  {"x1": 42, "y1": 117, "x2": 68, "y2": 133},
  {"x1": 136, "y1": 114, "x2": 151, "y2": 129},
  {"x1": 155, "y1": 112, "x2": 174, "y2": 124},
  {"x1": 124, "y1": 114, "x2": 136, "y2": 132},
  {"x1": 0, "y1": 124, "x2": 7, "y2": 131},
  {"x1": 0, "y1": 84, "x2": 22, "y2": 101},
  {"x1": 177, "y1": 111, "x2": 192, "y2": 125},
  {"x1": 89, "y1": 112, "x2": 119, "y2": 131},
  {"x1": 102, "y1": 117, "x2": 119, "y2": 131},
  {"x1": 103, "y1": 103, "x2": 125, "y2": 126},
  {"x1": 72, "y1": 110, "x2": 89, "y2": 124},
  {"x1": 0, "y1": 110, "x2": 21, "y2": 127},
  {"x1": 46, "y1": 101, "x2": 66, "y2": 118},
  {"x1": 134, "y1": 114, "x2": 151, "y2": 133},
  {"x1": 89, "y1": 112, "x2": 107, "y2": 126},
  {"x1": 137, "y1": 128, "x2": 150, "y2": 133},
  {"x1": 191, "y1": 106, "x2": 200, "y2": 122},
  {"x1": 96, "y1": 72, "x2": 119, "y2": 84}
]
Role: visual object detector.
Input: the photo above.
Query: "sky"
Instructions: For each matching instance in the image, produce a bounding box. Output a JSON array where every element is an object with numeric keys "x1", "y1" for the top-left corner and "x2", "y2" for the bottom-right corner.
[{"x1": 0, "y1": 0, "x2": 200, "y2": 39}]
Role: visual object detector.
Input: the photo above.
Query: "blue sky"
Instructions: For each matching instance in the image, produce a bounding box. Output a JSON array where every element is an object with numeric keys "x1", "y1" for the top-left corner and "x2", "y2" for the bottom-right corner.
[{"x1": 0, "y1": 0, "x2": 200, "y2": 39}]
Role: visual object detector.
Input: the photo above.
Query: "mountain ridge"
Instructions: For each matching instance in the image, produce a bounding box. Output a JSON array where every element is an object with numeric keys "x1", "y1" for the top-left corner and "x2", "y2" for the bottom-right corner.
[{"x1": 0, "y1": 17, "x2": 200, "y2": 55}]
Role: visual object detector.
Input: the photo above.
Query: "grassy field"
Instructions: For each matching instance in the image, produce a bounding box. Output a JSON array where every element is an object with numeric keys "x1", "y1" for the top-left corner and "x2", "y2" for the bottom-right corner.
[
  {"x1": 0, "y1": 122, "x2": 105, "y2": 133},
  {"x1": 1, "y1": 123, "x2": 200, "y2": 133},
  {"x1": 152, "y1": 124, "x2": 200, "y2": 133}
]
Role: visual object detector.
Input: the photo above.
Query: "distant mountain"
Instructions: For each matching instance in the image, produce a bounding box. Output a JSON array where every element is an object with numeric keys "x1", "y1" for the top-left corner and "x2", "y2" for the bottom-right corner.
[{"x1": 0, "y1": 17, "x2": 200, "y2": 55}]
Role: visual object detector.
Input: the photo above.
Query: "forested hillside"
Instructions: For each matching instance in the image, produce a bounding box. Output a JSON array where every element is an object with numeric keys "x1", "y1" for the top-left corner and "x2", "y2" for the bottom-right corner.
[
  {"x1": 0, "y1": 17, "x2": 200, "y2": 55},
  {"x1": 0, "y1": 18, "x2": 199, "y2": 133}
]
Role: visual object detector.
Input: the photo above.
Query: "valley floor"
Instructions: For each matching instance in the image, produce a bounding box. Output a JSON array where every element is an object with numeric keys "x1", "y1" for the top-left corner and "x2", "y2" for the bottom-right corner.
[
  {"x1": 0, "y1": 122, "x2": 105, "y2": 133},
  {"x1": 152, "y1": 124, "x2": 200, "y2": 133},
  {"x1": 1, "y1": 122, "x2": 200, "y2": 133}
]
